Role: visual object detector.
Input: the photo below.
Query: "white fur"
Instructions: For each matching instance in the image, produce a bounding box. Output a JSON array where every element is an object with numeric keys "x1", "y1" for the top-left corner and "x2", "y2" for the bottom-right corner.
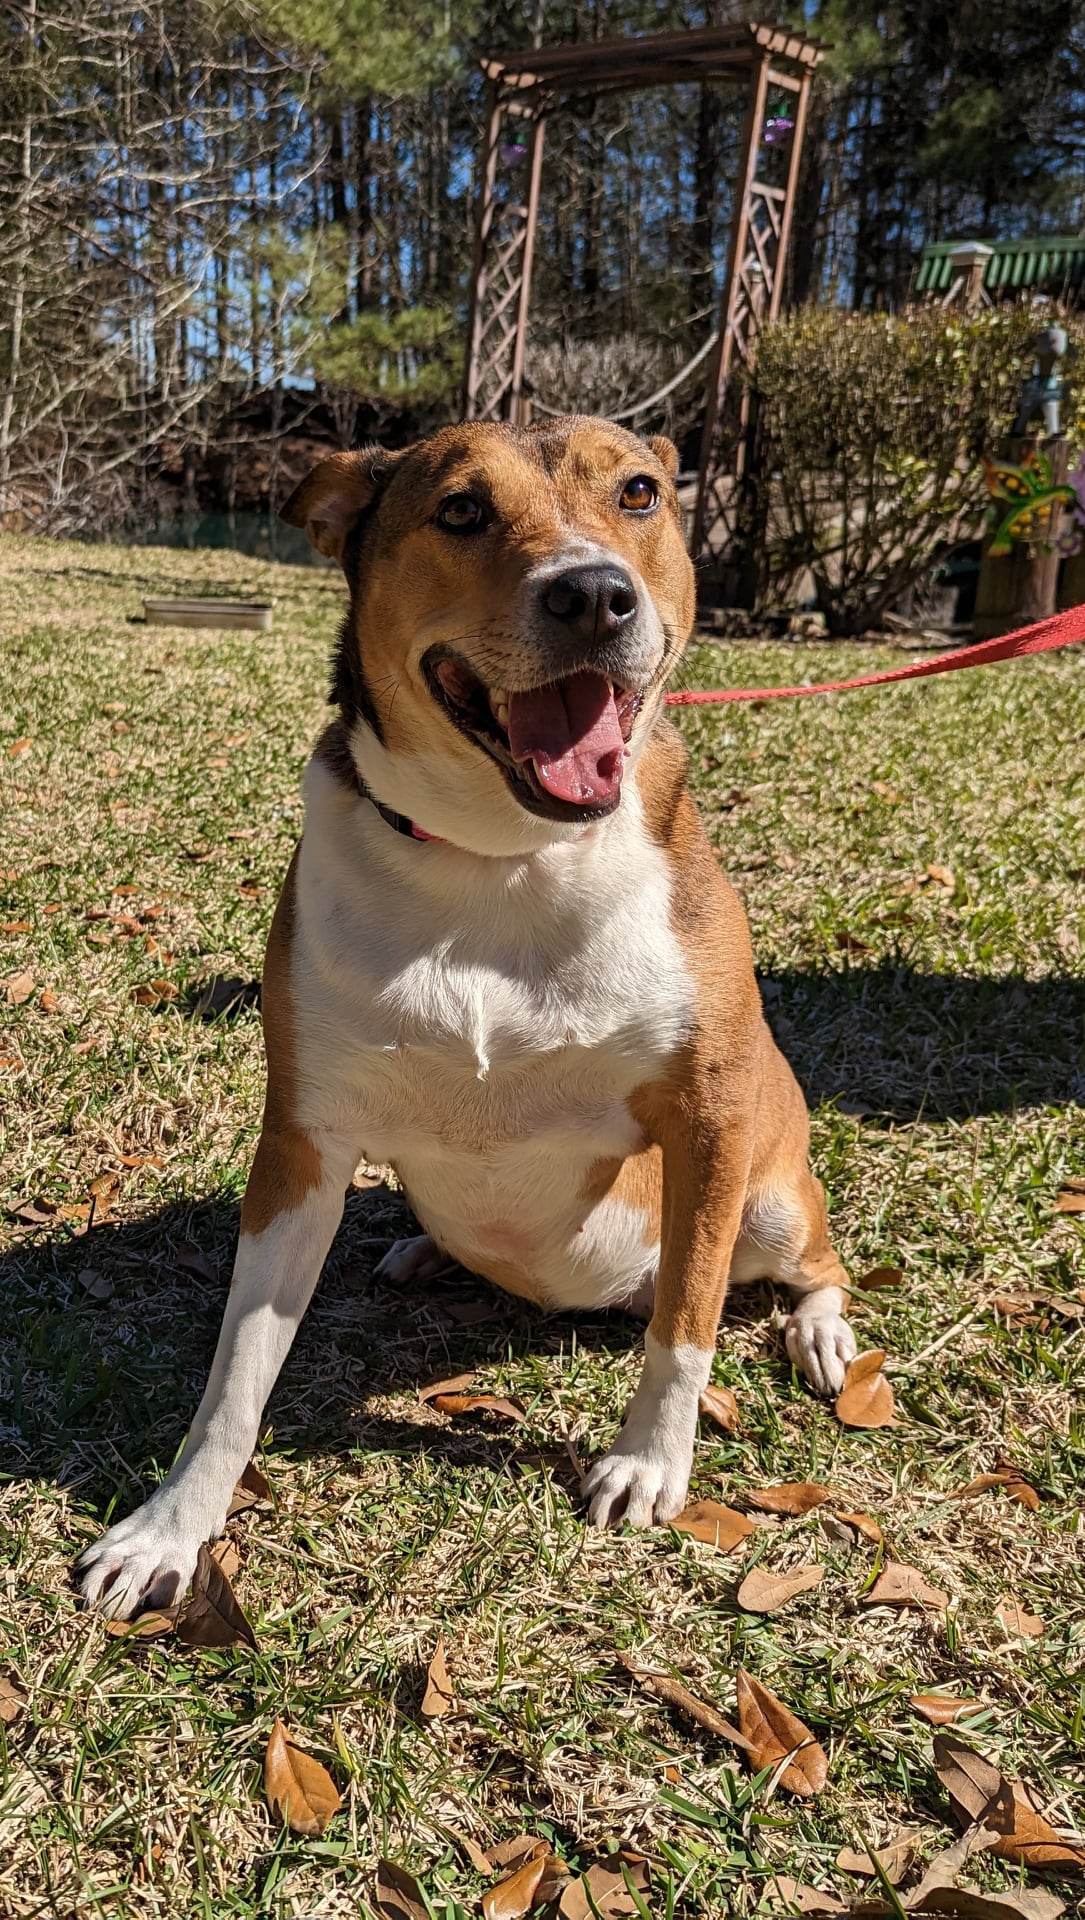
[
  {"x1": 582, "y1": 1331, "x2": 711, "y2": 1527},
  {"x1": 76, "y1": 1142, "x2": 360, "y2": 1616},
  {"x1": 290, "y1": 757, "x2": 693, "y2": 1316},
  {"x1": 784, "y1": 1287, "x2": 856, "y2": 1394}
]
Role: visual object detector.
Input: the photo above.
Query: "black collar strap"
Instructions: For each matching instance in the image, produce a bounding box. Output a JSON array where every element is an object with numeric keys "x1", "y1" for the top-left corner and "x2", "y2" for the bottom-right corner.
[{"x1": 354, "y1": 769, "x2": 435, "y2": 843}]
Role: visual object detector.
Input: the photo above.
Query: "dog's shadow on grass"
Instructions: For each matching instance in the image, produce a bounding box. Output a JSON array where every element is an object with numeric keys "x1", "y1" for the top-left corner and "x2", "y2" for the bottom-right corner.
[
  {"x1": 2, "y1": 1182, "x2": 673, "y2": 1520},
  {"x1": 7, "y1": 960, "x2": 1081, "y2": 1520},
  {"x1": 761, "y1": 962, "x2": 1085, "y2": 1120}
]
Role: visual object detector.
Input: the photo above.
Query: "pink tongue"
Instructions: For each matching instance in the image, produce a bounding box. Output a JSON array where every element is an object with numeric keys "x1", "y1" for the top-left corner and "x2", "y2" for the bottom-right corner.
[{"x1": 506, "y1": 671, "x2": 626, "y2": 806}]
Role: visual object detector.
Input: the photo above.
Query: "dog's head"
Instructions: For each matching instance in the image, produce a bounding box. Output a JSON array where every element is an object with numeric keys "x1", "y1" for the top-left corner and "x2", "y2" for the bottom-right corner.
[{"x1": 282, "y1": 417, "x2": 695, "y2": 852}]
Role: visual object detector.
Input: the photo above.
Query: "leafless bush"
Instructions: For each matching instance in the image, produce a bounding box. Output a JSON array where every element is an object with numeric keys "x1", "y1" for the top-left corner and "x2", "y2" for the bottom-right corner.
[{"x1": 527, "y1": 333, "x2": 681, "y2": 425}]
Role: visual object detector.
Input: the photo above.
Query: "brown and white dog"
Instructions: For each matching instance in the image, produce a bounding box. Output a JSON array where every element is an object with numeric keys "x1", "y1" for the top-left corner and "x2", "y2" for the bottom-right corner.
[{"x1": 77, "y1": 416, "x2": 856, "y2": 1618}]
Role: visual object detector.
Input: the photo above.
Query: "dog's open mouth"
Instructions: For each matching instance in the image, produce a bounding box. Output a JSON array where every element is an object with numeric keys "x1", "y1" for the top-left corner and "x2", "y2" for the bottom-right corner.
[{"x1": 422, "y1": 648, "x2": 643, "y2": 821}]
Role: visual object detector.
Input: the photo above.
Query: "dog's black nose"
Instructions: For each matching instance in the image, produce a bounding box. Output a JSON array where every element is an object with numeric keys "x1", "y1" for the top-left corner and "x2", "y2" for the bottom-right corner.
[{"x1": 541, "y1": 565, "x2": 638, "y2": 640}]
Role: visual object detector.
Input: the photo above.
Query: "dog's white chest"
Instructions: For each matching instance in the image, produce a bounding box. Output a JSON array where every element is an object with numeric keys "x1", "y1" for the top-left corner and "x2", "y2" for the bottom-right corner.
[{"x1": 293, "y1": 768, "x2": 693, "y2": 1302}]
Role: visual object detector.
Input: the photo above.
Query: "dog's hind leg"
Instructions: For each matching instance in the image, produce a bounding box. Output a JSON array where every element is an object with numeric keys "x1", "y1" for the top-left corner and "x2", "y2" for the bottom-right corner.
[
  {"x1": 734, "y1": 1169, "x2": 856, "y2": 1395},
  {"x1": 75, "y1": 1124, "x2": 361, "y2": 1619},
  {"x1": 374, "y1": 1235, "x2": 455, "y2": 1285},
  {"x1": 730, "y1": 1045, "x2": 856, "y2": 1396}
]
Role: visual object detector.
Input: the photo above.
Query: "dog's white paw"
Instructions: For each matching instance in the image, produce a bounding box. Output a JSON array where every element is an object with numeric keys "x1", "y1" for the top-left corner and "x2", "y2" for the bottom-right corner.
[
  {"x1": 785, "y1": 1304, "x2": 857, "y2": 1395},
  {"x1": 374, "y1": 1234, "x2": 452, "y2": 1285},
  {"x1": 75, "y1": 1495, "x2": 214, "y2": 1619},
  {"x1": 582, "y1": 1444, "x2": 691, "y2": 1530}
]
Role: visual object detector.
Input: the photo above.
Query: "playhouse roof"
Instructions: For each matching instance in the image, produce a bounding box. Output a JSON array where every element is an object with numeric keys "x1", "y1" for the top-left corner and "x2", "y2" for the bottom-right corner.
[
  {"x1": 917, "y1": 236, "x2": 1085, "y2": 298},
  {"x1": 482, "y1": 22, "x2": 825, "y2": 96}
]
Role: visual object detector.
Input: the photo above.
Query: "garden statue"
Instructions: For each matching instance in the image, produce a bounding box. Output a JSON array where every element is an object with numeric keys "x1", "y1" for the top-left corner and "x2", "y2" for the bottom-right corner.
[{"x1": 1011, "y1": 324, "x2": 1067, "y2": 436}]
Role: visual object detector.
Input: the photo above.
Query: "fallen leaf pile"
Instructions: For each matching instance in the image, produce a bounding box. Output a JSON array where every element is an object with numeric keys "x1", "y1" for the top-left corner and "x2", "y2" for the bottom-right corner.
[
  {"x1": 444, "y1": 1832, "x2": 652, "y2": 1920},
  {"x1": 934, "y1": 1734, "x2": 1085, "y2": 1870}
]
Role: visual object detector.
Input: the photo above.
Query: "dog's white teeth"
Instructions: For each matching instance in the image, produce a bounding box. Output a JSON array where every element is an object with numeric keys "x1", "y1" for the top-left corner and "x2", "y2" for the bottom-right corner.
[{"x1": 490, "y1": 688, "x2": 510, "y2": 729}]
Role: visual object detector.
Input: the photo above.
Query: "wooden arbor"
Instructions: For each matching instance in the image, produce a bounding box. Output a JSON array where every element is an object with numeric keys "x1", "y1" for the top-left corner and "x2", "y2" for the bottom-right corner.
[{"x1": 462, "y1": 22, "x2": 824, "y2": 579}]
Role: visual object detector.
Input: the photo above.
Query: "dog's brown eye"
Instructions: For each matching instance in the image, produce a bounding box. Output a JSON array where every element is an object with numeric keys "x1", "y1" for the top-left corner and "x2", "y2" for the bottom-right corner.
[
  {"x1": 619, "y1": 474, "x2": 658, "y2": 514},
  {"x1": 436, "y1": 492, "x2": 486, "y2": 534}
]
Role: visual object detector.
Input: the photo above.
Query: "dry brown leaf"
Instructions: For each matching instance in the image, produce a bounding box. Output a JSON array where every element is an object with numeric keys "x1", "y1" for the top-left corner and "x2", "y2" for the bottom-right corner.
[
  {"x1": 994, "y1": 1599, "x2": 1044, "y2": 1639},
  {"x1": 39, "y1": 988, "x2": 59, "y2": 1013},
  {"x1": 77, "y1": 1267, "x2": 114, "y2": 1301},
  {"x1": 175, "y1": 1242, "x2": 217, "y2": 1283},
  {"x1": 913, "y1": 1888, "x2": 1067, "y2": 1919},
  {"x1": 735, "y1": 1667, "x2": 828, "y2": 1798},
  {"x1": 933, "y1": 1734, "x2": 1085, "y2": 1870},
  {"x1": 1054, "y1": 1189, "x2": 1085, "y2": 1214},
  {"x1": 906, "y1": 1820, "x2": 1001, "y2": 1905},
  {"x1": 447, "y1": 1827, "x2": 494, "y2": 1874},
  {"x1": 0, "y1": 1675, "x2": 27, "y2": 1724},
  {"x1": 833, "y1": 1510, "x2": 883, "y2": 1545},
  {"x1": 211, "y1": 1538, "x2": 240, "y2": 1580},
  {"x1": 865, "y1": 1561, "x2": 948, "y2": 1611},
  {"x1": 835, "y1": 1834, "x2": 917, "y2": 1883},
  {"x1": 910, "y1": 1693, "x2": 982, "y2": 1726},
  {"x1": 103, "y1": 1609, "x2": 177, "y2": 1640},
  {"x1": 763, "y1": 1876, "x2": 846, "y2": 1914},
  {"x1": 857, "y1": 1265, "x2": 905, "y2": 1291},
  {"x1": 925, "y1": 862, "x2": 956, "y2": 890},
  {"x1": 746, "y1": 1482, "x2": 830, "y2": 1515},
  {"x1": 175, "y1": 1542, "x2": 257, "y2": 1649},
  {"x1": 835, "y1": 1349, "x2": 896, "y2": 1428},
  {"x1": 617, "y1": 1651, "x2": 752, "y2": 1750},
  {"x1": 698, "y1": 1384, "x2": 742, "y2": 1433},
  {"x1": 132, "y1": 979, "x2": 178, "y2": 1007},
  {"x1": 418, "y1": 1370, "x2": 476, "y2": 1402},
  {"x1": 227, "y1": 1460, "x2": 271, "y2": 1517},
  {"x1": 7, "y1": 737, "x2": 31, "y2": 757},
  {"x1": 671, "y1": 1499, "x2": 755, "y2": 1550},
  {"x1": 485, "y1": 1836, "x2": 549, "y2": 1872},
  {"x1": 264, "y1": 1718, "x2": 341, "y2": 1836},
  {"x1": 374, "y1": 1858, "x2": 430, "y2": 1920},
  {"x1": 946, "y1": 1471, "x2": 1040, "y2": 1511},
  {"x1": 557, "y1": 1856, "x2": 649, "y2": 1919},
  {"x1": 430, "y1": 1391, "x2": 525, "y2": 1424},
  {"x1": 736, "y1": 1564, "x2": 824, "y2": 1614},
  {"x1": 4, "y1": 970, "x2": 35, "y2": 1006},
  {"x1": 483, "y1": 1849, "x2": 566, "y2": 1920},
  {"x1": 420, "y1": 1637, "x2": 455, "y2": 1718}
]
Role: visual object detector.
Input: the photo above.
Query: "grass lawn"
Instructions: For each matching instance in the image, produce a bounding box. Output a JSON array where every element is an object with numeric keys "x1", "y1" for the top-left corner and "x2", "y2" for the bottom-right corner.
[{"x1": 1, "y1": 534, "x2": 1083, "y2": 1920}]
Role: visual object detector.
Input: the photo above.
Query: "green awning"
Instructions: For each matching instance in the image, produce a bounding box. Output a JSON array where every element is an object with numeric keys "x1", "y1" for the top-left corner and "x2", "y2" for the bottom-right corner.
[{"x1": 916, "y1": 236, "x2": 1085, "y2": 296}]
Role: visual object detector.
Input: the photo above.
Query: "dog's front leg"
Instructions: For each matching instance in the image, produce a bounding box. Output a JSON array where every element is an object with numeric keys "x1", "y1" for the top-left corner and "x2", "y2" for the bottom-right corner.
[
  {"x1": 76, "y1": 1126, "x2": 360, "y2": 1618},
  {"x1": 583, "y1": 1099, "x2": 751, "y2": 1530}
]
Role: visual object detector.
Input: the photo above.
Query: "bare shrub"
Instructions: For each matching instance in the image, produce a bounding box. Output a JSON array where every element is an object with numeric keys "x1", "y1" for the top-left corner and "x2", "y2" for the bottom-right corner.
[{"x1": 753, "y1": 304, "x2": 1083, "y2": 635}]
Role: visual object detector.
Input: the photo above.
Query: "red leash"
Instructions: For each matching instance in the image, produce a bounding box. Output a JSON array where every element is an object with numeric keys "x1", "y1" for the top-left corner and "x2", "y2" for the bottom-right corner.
[{"x1": 664, "y1": 602, "x2": 1085, "y2": 707}]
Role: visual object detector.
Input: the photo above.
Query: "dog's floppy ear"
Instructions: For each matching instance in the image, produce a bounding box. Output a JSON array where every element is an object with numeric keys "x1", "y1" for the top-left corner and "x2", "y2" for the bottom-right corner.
[
  {"x1": 280, "y1": 448, "x2": 395, "y2": 565},
  {"x1": 648, "y1": 435, "x2": 680, "y2": 479}
]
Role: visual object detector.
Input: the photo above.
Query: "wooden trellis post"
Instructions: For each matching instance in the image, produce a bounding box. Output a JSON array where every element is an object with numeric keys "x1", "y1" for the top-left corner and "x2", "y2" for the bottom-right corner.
[{"x1": 691, "y1": 57, "x2": 813, "y2": 593}]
